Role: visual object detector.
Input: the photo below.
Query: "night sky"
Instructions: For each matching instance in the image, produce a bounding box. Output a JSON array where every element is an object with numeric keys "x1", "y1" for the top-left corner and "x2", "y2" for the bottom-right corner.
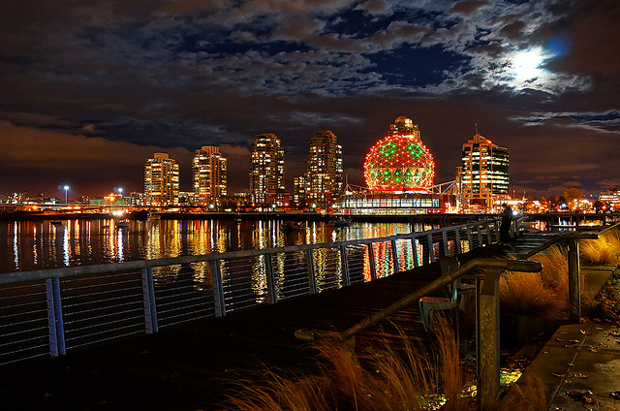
[{"x1": 1, "y1": 0, "x2": 619, "y2": 200}]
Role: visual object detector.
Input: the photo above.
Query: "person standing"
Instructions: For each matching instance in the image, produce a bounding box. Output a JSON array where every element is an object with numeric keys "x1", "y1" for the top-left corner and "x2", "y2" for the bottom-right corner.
[{"x1": 500, "y1": 203, "x2": 513, "y2": 244}]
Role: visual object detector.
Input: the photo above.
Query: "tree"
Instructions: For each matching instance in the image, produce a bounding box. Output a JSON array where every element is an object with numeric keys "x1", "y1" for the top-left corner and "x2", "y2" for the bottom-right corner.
[{"x1": 564, "y1": 188, "x2": 583, "y2": 204}]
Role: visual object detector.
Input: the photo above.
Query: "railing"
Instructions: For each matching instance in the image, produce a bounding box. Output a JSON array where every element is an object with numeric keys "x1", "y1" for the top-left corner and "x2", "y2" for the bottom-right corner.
[
  {"x1": 294, "y1": 258, "x2": 543, "y2": 411},
  {"x1": 516, "y1": 222, "x2": 620, "y2": 322},
  {"x1": 293, "y1": 221, "x2": 618, "y2": 410},
  {"x1": 0, "y1": 218, "x2": 501, "y2": 366}
]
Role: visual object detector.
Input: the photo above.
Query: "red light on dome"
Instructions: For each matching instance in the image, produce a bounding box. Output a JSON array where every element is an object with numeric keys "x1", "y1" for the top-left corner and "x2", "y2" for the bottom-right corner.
[{"x1": 363, "y1": 133, "x2": 435, "y2": 192}]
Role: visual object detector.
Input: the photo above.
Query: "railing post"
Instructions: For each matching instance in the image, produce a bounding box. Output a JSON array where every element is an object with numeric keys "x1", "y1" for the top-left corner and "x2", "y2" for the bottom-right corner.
[
  {"x1": 211, "y1": 260, "x2": 226, "y2": 317},
  {"x1": 477, "y1": 267, "x2": 502, "y2": 411},
  {"x1": 441, "y1": 230, "x2": 449, "y2": 256},
  {"x1": 141, "y1": 267, "x2": 159, "y2": 334},
  {"x1": 486, "y1": 222, "x2": 493, "y2": 245},
  {"x1": 455, "y1": 228, "x2": 462, "y2": 255},
  {"x1": 264, "y1": 253, "x2": 278, "y2": 304},
  {"x1": 466, "y1": 226, "x2": 473, "y2": 251},
  {"x1": 339, "y1": 245, "x2": 351, "y2": 287},
  {"x1": 367, "y1": 243, "x2": 378, "y2": 280},
  {"x1": 45, "y1": 277, "x2": 66, "y2": 357},
  {"x1": 307, "y1": 249, "x2": 318, "y2": 294},
  {"x1": 427, "y1": 232, "x2": 436, "y2": 263},
  {"x1": 390, "y1": 239, "x2": 400, "y2": 274},
  {"x1": 411, "y1": 235, "x2": 421, "y2": 268},
  {"x1": 477, "y1": 223, "x2": 483, "y2": 246},
  {"x1": 567, "y1": 239, "x2": 582, "y2": 322}
]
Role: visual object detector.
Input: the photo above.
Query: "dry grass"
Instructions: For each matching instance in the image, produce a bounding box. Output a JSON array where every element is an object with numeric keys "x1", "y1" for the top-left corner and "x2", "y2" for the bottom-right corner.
[
  {"x1": 218, "y1": 318, "x2": 475, "y2": 411},
  {"x1": 498, "y1": 374, "x2": 547, "y2": 411},
  {"x1": 500, "y1": 245, "x2": 574, "y2": 318},
  {"x1": 580, "y1": 230, "x2": 620, "y2": 266}
]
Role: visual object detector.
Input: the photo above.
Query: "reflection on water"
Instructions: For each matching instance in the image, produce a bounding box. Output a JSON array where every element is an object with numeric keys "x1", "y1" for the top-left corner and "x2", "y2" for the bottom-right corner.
[{"x1": 1, "y1": 218, "x2": 433, "y2": 305}]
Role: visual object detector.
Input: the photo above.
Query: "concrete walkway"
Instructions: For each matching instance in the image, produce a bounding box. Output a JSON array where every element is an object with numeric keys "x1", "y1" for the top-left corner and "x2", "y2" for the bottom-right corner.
[
  {"x1": 501, "y1": 323, "x2": 620, "y2": 410},
  {"x1": 499, "y1": 262, "x2": 620, "y2": 410}
]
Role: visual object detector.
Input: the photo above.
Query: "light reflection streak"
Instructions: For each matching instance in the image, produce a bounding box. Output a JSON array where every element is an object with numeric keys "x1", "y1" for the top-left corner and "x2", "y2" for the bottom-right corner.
[
  {"x1": 13, "y1": 222, "x2": 19, "y2": 270},
  {"x1": 32, "y1": 224, "x2": 38, "y2": 266},
  {"x1": 63, "y1": 223, "x2": 70, "y2": 266}
]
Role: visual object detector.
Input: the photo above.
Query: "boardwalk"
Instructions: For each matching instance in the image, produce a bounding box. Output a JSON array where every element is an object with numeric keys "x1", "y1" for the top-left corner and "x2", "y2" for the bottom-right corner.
[
  {"x1": 0, "y1": 243, "x2": 506, "y2": 411},
  {"x1": 1, "y1": 228, "x2": 616, "y2": 411}
]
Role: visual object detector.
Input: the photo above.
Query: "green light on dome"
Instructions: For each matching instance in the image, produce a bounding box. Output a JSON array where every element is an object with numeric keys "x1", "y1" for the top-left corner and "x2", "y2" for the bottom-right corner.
[{"x1": 408, "y1": 143, "x2": 424, "y2": 159}]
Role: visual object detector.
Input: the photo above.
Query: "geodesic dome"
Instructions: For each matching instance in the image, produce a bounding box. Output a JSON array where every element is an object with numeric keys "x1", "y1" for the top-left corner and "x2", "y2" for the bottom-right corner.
[{"x1": 363, "y1": 133, "x2": 435, "y2": 192}]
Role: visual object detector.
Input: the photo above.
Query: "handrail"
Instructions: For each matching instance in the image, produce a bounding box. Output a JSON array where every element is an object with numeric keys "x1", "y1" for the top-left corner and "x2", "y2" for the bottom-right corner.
[
  {"x1": 294, "y1": 258, "x2": 541, "y2": 342},
  {"x1": 0, "y1": 218, "x2": 500, "y2": 285},
  {"x1": 518, "y1": 232, "x2": 599, "y2": 260},
  {"x1": 515, "y1": 222, "x2": 620, "y2": 323},
  {"x1": 295, "y1": 258, "x2": 542, "y2": 411},
  {"x1": 0, "y1": 217, "x2": 501, "y2": 367}
]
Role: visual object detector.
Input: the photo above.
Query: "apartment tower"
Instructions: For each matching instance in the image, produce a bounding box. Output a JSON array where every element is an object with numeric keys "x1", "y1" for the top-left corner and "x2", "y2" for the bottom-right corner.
[
  {"x1": 304, "y1": 130, "x2": 344, "y2": 207},
  {"x1": 249, "y1": 133, "x2": 285, "y2": 205},
  {"x1": 144, "y1": 152, "x2": 179, "y2": 206},
  {"x1": 192, "y1": 146, "x2": 227, "y2": 205}
]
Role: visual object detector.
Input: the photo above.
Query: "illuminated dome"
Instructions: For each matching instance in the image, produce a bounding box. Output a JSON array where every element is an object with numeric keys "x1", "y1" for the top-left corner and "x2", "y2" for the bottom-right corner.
[{"x1": 364, "y1": 117, "x2": 435, "y2": 192}]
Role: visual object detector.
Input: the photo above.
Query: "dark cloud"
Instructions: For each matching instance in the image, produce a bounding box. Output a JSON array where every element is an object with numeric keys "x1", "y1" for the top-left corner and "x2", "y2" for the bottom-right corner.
[{"x1": 0, "y1": 0, "x2": 619, "y2": 199}]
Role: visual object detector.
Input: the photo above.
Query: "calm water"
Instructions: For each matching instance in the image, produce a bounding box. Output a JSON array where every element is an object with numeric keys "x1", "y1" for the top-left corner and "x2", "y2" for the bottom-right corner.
[{"x1": 0, "y1": 218, "x2": 424, "y2": 274}]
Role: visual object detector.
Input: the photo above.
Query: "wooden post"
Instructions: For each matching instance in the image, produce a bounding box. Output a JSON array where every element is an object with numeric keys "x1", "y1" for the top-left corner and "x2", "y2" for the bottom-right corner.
[
  {"x1": 477, "y1": 268, "x2": 501, "y2": 411},
  {"x1": 567, "y1": 238, "x2": 582, "y2": 322}
]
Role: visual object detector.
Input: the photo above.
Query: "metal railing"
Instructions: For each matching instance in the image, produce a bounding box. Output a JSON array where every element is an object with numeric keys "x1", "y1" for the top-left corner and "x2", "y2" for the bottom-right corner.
[
  {"x1": 294, "y1": 258, "x2": 543, "y2": 411},
  {"x1": 515, "y1": 222, "x2": 620, "y2": 322},
  {"x1": 292, "y1": 221, "x2": 618, "y2": 410},
  {"x1": 0, "y1": 218, "x2": 501, "y2": 366}
]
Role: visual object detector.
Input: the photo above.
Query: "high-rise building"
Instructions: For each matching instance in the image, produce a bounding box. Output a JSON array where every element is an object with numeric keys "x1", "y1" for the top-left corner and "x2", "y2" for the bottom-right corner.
[
  {"x1": 460, "y1": 133, "x2": 509, "y2": 209},
  {"x1": 192, "y1": 145, "x2": 227, "y2": 205},
  {"x1": 293, "y1": 175, "x2": 306, "y2": 206},
  {"x1": 304, "y1": 130, "x2": 344, "y2": 208},
  {"x1": 249, "y1": 133, "x2": 285, "y2": 205},
  {"x1": 144, "y1": 152, "x2": 179, "y2": 206}
]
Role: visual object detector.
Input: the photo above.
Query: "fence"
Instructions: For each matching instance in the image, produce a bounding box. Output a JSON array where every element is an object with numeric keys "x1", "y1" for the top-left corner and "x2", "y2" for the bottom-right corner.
[{"x1": 0, "y1": 218, "x2": 501, "y2": 366}]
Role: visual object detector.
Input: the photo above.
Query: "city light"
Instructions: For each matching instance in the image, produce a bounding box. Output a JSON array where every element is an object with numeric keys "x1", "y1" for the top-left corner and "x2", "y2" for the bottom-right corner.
[{"x1": 63, "y1": 185, "x2": 69, "y2": 205}]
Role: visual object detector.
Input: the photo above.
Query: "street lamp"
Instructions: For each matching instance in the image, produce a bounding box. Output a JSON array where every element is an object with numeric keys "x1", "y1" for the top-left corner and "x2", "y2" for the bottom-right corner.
[{"x1": 64, "y1": 185, "x2": 69, "y2": 205}]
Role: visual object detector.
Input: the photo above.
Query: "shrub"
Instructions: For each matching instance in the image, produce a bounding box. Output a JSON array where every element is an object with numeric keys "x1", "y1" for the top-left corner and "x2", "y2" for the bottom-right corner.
[
  {"x1": 580, "y1": 230, "x2": 620, "y2": 266},
  {"x1": 499, "y1": 245, "x2": 573, "y2": 318}
]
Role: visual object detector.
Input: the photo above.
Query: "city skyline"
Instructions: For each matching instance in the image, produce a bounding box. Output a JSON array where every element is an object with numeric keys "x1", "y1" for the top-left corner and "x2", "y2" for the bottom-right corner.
[{"x1": 1, "y1": 1, "x2": 619, "y2": 200}]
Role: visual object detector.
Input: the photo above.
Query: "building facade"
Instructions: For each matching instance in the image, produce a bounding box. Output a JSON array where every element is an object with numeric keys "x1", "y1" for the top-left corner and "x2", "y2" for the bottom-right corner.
[
  {"x1": 249, "y1": 133, "x2": 285, "y2": 206},
  {"x1": 303, "y1": 130, "x2": 344, "y2": 208},
  {"x1": 460, "y1": 133, "x2": 509, "y2": 210},
  {"x1": 192, "y1": 145, "x2": 228, "y2": 206},
  {"x1": 144, "y1": 153, "x2": 179, "y2": 206}
]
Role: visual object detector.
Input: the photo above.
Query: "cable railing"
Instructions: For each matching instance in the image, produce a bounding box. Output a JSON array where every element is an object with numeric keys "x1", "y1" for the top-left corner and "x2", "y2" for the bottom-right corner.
[
  {"x1": 0, "y1": 218, "x2": 501, "y2": 366},
  {"x1": 291, "y1": 221, "x2": 618, "y2": 410}
]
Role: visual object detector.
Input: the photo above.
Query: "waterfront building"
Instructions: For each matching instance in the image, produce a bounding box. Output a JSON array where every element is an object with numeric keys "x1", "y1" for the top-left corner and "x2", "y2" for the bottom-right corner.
[
  {"x1": 144, "y1": 153, "x2": 179, "y2": 206},
  {"x1": 293, "y1": 175, "x2": 307, "y2": 207},
  {"x1": 249, "y1": 133, "x2": 285, "y2": 207},
  {"x1": 460, "y1": 132, "x2": 509, "y2": 211},
  {"x1": 192, "y1": 146, "x2": 228, "y2": 206},
  {"x1": 599, "y1": 189, "x2": 620, "y2": 208},
  {"x1": 342, "y1": 116, "x2": 445, "y2": 215},
  {"x1": 300, "y1": 130, "x2": 344, "y2": 209}
]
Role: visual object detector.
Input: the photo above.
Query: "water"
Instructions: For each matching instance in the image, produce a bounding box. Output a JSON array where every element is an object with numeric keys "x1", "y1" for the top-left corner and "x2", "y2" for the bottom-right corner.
[{"x1": 0, "y1": 218, "x2": 425, "y2": 274}]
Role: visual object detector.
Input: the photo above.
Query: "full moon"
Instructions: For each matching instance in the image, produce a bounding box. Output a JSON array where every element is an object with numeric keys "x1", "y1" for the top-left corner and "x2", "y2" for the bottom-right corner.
[{"x1": 510, "y1": 47, "x2": 550, "y2": 85}]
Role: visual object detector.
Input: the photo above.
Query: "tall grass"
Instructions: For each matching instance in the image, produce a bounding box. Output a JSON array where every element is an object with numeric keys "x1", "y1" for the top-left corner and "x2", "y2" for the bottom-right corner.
[
  {"x1": 580, "y1": 230, "x2": 620, "y2": 265},
  {"x1": 497, "y1": 374, "x2": 547, "y2": 411},
  {"x1": 218, "y1": 317, "x2": 476, "y2": 410},
  {"x1": 499, "y1": 245, "x2": 574, "y2": 318}
]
